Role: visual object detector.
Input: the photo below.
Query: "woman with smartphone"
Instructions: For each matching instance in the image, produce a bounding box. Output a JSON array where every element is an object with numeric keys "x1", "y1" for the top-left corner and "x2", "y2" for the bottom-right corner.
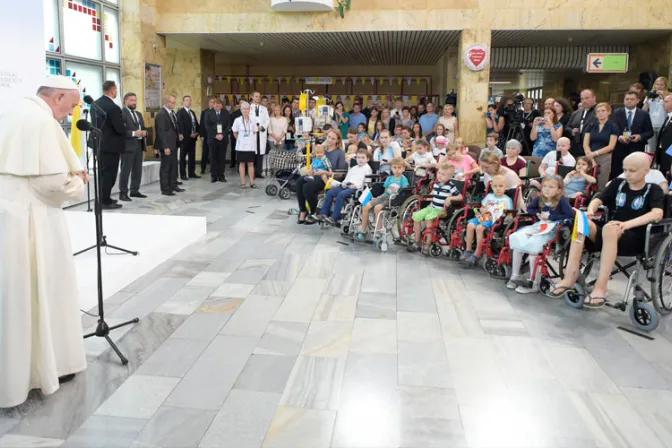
[
  {"x1": 530, "y1": 107, "x2": 563, "y2": 158},
  {"x1": 643, "y1": 77, "x2": 669, "y2": 153}
]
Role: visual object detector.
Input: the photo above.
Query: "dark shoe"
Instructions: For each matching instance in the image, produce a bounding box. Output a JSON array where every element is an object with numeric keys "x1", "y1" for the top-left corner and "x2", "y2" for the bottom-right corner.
[
  {"x1": 250, "y1": 184, "x2": 259, "y2": 189},
  {"x1": 181, "y1": 176, "x2": 189, "y2": 181},
  {"x1": 190, "y1": 174, "x2": 201, "y2": 179},
  {"x1": 118, "y1": 193, "x2": 131, "y2": 202},
  {"x1": 162, "y1": 191, "x2": 176, "y2": 196},
  {"x1": 173, "y1": 187, "x2": 186, "y2": 192},
  {"x1": 218, "y1": 176, "x2": 227, "y2": 183},
  {"x1": 129, "y1": 192, "x2": 147, "y2": 198},
  {"x1": 177, "y1": 181, "x2": 183, "y2": 185},
  {"x1": 58, "y1": 374, "x2": 76, "y2": 384},
  {"x1": 211, "y1": 178, "x2": 218, "y2": 183},
  {"x1": 102, "y1": 203, "x2": 122, "y2": 210},
  {"x1": 229, "y1": 165, "x2": 236, "y2": 168}
]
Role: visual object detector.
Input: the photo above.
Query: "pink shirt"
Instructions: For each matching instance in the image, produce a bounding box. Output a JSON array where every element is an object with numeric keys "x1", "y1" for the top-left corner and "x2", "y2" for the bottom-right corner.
[{"x1": 446, "y1": 154, "x2": 476, "y2": 174}]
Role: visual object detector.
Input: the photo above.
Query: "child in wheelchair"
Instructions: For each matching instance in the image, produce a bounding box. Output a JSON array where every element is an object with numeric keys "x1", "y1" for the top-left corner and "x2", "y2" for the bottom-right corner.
[
  {"x1": 407, "y1": 162, "x2": 463, "y2": 253},
  {"x1": 357, "y1": 157, "x2": 409, "y2": 241},
  {"x1": 546, "y1": 152, "x2": 665, "y2": 308},
  {"x1": 440, "y1": 144, "x2": 480, "y2": 180},
  {"x1": 563, "y1": 156, "x2": 597, "y2": 198},
  {"x1": 318, "y1": 149, "x2": 372, "y2": 226},
  {"x1": 305, "y1": 144, "x2": 333, "y2": 184},
  {"x1": 405, "y1": 139, "x2": 435, "y2": 178},
  {"x1": 373, "y1": 130, "x2": 402, "y2": 175},
  {"x1": 528, "y1": 137, "x2": 576, "y2": 190},
  {"x1": 461, "y1": 175, "x2": 514, "y2": 267},
  {"x1": 507, "y1": 175, "x2": 574, "y2": 293}
]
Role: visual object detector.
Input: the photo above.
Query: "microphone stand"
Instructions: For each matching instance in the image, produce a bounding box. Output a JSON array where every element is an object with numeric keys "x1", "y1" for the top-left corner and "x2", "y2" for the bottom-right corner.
[
  {"x1": 79, "y1": 115, "x2": 139, "y2": 365},
  {"x1": 83, "y1": 109, "x2": 92, "y2": 212},
  {"x1": 74, "y1": 106, "x2": 139, "y2": 257}
]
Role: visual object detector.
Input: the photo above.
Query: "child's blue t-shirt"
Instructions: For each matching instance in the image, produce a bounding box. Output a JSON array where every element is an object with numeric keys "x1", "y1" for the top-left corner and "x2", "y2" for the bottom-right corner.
[
  {"x1": 383, "y1": 174, "x2": 409, "y2": 195},
  {"x1": 478, "y1": 193, "x2": 514, "y2": 223},
  {"x1": 565, "y1": 176, "x2": 587, "y2": 196}
]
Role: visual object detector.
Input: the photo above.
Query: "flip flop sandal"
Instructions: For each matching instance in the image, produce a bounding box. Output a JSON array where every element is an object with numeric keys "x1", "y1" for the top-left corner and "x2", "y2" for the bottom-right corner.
[
  {"x1": 545, "y1": 285, "x2": 576, "y2": 299},
  {"x1": 583, "y1": 295, "x2": 606, "y2": 310}
]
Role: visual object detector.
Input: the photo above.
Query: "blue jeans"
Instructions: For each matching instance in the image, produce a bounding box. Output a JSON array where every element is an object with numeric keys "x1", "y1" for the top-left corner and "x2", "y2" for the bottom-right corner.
[{"x1": 321, "y1": 186, "x2": 356, "y2": 220}]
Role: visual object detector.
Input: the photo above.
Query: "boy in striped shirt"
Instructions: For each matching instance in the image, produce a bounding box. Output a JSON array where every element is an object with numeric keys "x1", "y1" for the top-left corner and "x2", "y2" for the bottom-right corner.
[{"x1": 407, "y1": 162, "x2": 463, "y2": 252}]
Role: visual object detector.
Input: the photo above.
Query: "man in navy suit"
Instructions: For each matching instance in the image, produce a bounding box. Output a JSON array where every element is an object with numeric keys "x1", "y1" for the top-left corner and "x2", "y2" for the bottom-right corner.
[
  {"x1": 610, "y1": 90, "x2": 654, "y2": 179},
  {"x1": 94, "y1": 81, "x2": 126, "y2": 209}
]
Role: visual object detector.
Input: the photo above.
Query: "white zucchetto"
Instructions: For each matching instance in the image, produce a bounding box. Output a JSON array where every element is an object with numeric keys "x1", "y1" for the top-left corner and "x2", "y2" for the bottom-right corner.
[{"x1": 40, "y1": 76, "x2": 79, "y2": 91}]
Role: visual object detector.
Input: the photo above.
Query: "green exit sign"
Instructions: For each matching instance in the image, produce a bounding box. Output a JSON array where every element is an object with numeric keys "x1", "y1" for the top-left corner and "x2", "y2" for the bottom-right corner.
[{"x1": 586, "y1": 53, "x2": 629, "y2": 73}]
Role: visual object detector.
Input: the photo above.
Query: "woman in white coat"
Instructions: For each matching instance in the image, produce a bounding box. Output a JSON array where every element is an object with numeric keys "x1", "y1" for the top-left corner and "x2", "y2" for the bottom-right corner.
[{"x1": 232, "y1": 101, "x2": 259, "y2": 189}]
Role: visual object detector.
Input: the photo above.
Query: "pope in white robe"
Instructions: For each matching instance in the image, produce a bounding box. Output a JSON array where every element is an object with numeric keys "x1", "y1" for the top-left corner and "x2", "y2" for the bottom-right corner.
[{"x1": 0, "y1": 76, "x2": 89, "y2": 408}]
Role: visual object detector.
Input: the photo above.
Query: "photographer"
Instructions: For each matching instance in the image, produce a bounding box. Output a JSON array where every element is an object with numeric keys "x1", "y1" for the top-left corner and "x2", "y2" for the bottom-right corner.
[
  {"x1": 521, "y1": 98, "x2": 541, "y2": 155},
  {"x1": 643, "y1": 77, "x2": 669, "y2": 154}
]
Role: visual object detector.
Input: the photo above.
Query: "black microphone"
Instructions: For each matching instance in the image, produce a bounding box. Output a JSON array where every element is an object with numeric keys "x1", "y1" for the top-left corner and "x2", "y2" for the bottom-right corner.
[
  {"x1": 76, "y1": 119, "x2": 93, "y2": 131},
  {"x1": 84, "y1": 95, "x2": 107, "y2": 117}
]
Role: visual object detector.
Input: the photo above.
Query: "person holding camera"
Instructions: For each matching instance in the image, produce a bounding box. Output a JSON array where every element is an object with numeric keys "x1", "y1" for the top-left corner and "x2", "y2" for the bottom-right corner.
[
  {"x1": 643, "y1": 77, "x2": 669, "y2": 154},
  {"x1": 530, "y1": 107, "x2": 563, "y2": 158},
  {"x1": 521, "y1": 98, "x2": 541, "y2": 155}
]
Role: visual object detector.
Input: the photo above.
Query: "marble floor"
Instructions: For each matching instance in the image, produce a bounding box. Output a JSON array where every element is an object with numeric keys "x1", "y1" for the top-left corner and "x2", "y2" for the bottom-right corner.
[{"x1": 3, "y1": 166, "x2": 672, "y2": 448}]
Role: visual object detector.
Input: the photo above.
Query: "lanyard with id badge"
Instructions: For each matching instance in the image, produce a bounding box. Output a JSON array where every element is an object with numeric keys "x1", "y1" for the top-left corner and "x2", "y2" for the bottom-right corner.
[{"x1": 239, "y1": 118, "x2": 254, "y2": 151}]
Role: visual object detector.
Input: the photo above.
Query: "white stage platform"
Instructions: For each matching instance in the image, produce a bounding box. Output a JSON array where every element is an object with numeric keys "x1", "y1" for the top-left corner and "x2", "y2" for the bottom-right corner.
[{"x1": 66, "y1": 211, "x2": 207, "y2": 312}]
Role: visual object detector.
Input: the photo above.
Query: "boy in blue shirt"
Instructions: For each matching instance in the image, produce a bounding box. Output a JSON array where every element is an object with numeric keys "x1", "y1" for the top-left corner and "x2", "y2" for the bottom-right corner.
[{"x1": 357, "y1": 157, "x2": 409, "y2": 240}]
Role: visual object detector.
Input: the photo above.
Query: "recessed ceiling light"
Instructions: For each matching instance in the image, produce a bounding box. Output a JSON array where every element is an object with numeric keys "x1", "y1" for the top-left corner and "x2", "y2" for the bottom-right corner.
[
  {"x1": 489, "y1": 81, "x2": 512, "y2": 85},
  {"x1": 567, "y1": 37, "x2": 573, "y2": 42},
  {"x1": 259, "y1": 41, "x2": 264, "y2": 46}
]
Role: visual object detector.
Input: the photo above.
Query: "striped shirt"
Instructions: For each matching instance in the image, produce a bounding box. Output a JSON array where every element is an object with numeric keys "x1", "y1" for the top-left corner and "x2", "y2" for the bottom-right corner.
[{"x1": 431, "y1": 180, "x2": 461, "y2": 209}]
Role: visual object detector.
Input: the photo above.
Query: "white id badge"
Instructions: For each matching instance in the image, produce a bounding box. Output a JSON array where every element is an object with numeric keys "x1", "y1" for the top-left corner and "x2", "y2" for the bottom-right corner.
[
  {"x1": 243, "y1": 133, "x2": 250, "y2": 138},
  {"x1": 217, "y1": 124, "x2": 223, "y2": 133},
  {"x1": 286, "y1": 132, "x2": 291, "y2": 140}
]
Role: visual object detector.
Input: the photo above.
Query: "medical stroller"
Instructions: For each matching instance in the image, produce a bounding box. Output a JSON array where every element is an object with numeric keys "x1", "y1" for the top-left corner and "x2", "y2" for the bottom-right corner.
[{"x1": 266, "y1": 148, "x2": 304, "y2": 200}]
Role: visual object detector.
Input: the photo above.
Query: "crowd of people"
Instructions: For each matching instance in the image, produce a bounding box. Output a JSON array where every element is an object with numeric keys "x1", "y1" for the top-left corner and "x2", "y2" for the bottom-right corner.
[{"x1": 283, "y1": 77, "x2": 672, "y2": 307}]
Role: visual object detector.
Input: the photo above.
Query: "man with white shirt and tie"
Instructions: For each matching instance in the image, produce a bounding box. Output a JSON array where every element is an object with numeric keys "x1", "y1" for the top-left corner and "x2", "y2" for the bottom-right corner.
[
  {"x1": 655, "y1": 95, "x2": 672, "y2": 176},
  {"x1": 177, "y1": 95, "x2": 200, "y2": 181},
  {"x1": 611, "y1": 90, "x2": 654, "y2": 179},
  {"x1": 154, "y1": 94, "x2": 185, "y2": 195},
  {"x1": 251, "y1": 91, "x2": 270, "y2": 178},
  {"x1": 119, "y1": 92, "x2": 147, "y2": 201}
]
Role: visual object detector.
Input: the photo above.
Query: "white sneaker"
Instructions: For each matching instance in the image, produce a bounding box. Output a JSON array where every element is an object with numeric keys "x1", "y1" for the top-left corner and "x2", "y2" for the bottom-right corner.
[
  {"x1": 515, "y1": 283, "x2": 540, "y2": 294},
  {"x1": 506, "y1": 275, "x2": 522, "y2": 289}
]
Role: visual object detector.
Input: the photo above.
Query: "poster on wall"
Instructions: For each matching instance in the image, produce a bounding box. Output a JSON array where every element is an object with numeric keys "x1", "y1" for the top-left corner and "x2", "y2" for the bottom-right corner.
[
  {"x1": 144, "y1": 63, "x2": 161, "y2": 112},
  {"x1": 463, "y1": 44, "x2": 489, "y2": 71}
]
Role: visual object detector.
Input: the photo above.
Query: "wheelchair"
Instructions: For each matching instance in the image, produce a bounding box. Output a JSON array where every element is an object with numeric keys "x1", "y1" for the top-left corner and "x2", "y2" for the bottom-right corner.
[{"x1": 562, "y1": 203, "x2": 672, "y2": 332}]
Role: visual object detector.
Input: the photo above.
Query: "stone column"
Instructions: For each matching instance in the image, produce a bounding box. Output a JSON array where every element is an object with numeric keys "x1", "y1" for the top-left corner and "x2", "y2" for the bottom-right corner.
[
  {"x1": 457, "y1": 29, "x2": 491, "y2": 146},
  {"x1": 120, "y1": 0, "x2": 144, "y2": 109}
]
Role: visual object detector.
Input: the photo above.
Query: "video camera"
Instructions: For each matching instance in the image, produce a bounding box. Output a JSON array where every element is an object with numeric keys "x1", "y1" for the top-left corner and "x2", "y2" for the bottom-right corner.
[{"x1": 503, "y1": 93, "x2": 525, "y2": 115}]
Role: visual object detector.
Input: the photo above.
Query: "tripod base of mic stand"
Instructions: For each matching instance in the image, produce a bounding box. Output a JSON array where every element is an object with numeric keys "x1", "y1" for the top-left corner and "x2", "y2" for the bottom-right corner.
[
  {"x1": 74, "y1": 235, "x2": 139, "y2": 257},
  {"x1": 84, "y1": 318, "x2": 140, "y2": 365}
]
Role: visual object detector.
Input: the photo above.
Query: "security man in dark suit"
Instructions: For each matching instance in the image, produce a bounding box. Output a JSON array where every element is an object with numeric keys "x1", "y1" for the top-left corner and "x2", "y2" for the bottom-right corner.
[
  {"x1": 119, "y1": 92, "x2": 147, "y2": 201},
  {"x1": 611, "y1": 90, "x2": 654, "y2": 179},
  {"x1": 94, "y1": 80, "x2": 126, "y2": 209},
  {"x1": 204, "y1": 98, "x2": 230, "y2": 183},
  {"x1": 199, "y1": 98, "x2": 215, "y2": 174},
  {"x1": 155, "y1": 94, "x2": 185, "y2": 196},
  {"x1": 655, "y1": 94, "x2": 672, "y2": 175},
  {"x1": 177, "y1": 95, "x2": 200, "y2": 180}
]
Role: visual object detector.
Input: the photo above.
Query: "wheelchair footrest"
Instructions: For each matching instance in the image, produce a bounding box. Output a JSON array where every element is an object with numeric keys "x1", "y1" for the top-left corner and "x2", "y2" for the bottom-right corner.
[{"x1": 605, "y1": 301, "x2": 627, "y2": 312}]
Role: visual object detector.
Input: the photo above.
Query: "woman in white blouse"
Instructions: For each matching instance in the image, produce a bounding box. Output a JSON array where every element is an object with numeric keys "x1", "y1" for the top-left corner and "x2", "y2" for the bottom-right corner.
[
  {"x1": 268, "y1": 105, "x2": 288, "y2": 152},
  {"x1": 438, "y1": 104, "x2": 459, "y2": 143},
  {"x1": 231, "y1": 101, "x2": 258, "y2": 189}
]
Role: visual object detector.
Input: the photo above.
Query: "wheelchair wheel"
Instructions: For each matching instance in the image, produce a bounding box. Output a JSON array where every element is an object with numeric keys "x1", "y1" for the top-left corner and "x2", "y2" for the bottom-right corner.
[
  {"x1": 629, "y1": 301, "x2": 659, "y2": 332},
  {"x1": 396, "y1": 195, "x2": 419, "y2": 239},
  {"x1": 483, "y1": 257, "x2": 496, "y2": 274},
  {"x1": 651, "y1": 233, "x2": 672, "y2": 315},
  {"x1": 278, "y1": 187, "x2": 292, "y2": 200},
  {"x1": 445, "y1": 207, "x2": 466, "y2": 242},
  {"x1": 490, "y1": 263, "x2": 511, "y2": 280},
  {"x1": 523, "y1": 185, "x2": 540, "y2": 206},
  {"x1": 539, "y1": 277, "x2": 552, "y2": 295},
  {"x1": 429, "y1": 243, "x2": 443, "y2": 258},
  {"x1": 564, "y1": 283, "x2": 587, "y2": 309},
  {"x1": 265, "y1": 184, "x2": 278, "y2": 196},
  {"x1": 447, "y1": 248, "x2": 462, "y2": 261}
]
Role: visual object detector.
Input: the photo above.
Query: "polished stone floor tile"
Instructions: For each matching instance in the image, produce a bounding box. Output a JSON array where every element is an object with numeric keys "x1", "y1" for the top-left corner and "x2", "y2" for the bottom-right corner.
[
  {"x1": 0, "y1": 419, "x2": 17, "y2": 438},
  {"x1": 198, "y1": 390, "x2": 280, "y2": 448},
  {"x1": 253, "y1": 321, "x2": 309, "y2": 356},
  {"x1": 220, "y1": 295, "x2": 283, "y2": 338},
  {"x1": 398, "y1": 341, "x2": 452, "y2": 388},
  {"x1": 130, "y1": 406, "x2": 216, "y2": 448},
  {"x1": 226, "y1": 259, "x2": 275, "y2": 285},
  {"x1": 0, "y1": 435, "x2": 64, "y2": 447},
  {"x1": 396, "y1": 271, "x2": 437, "y2": 313},
  {"x1": 234, "y1": 354, "x2": 297, "y2": 394},
  {"x1": 341, "y1": 353, "x2": 398, "y2": 390},
  {"x1": 169, "y1": 303, "x2": 241, "y2": 340},
  {"x1": 210, "y1": 282, "x2": 255, "y2": 299},
  {"x1": 299, "y1": 322, "x2": 353, "y2": 359},
  {"x1": 186, "y1": 271, "x2": 232, "y2": 288},
  {"x1": 163, "y1": 335, "x2": 257, "y2": 410},
  {"x1": 538, "y1": 341, "x2": 619, "y2": 394},
  {"x1": 262, "y1": 407, "x2": 336, "y2": 448},
  {"x1": 350, "y1": 318, "x2": 397, "y2": 354},
  {"x1": 397, "y1": 311, "x2": 443, "y2": 343},
  {"x1": 263, "y1": 254, "x2": 309, "y2": 282},
  {"x1": 134, "y1": 338, "x2": 210, "y2": 378},
  {"x1": 620, "y1": 387, "x2": 672, "y2": 447},
  {"x1": 272, "y1": 279, "x2": 326, "y2": 322},
  {"x1": 95, "y1": 375, "x2": 180, "y2": 419},
  {"x1": 587, "y1": 343, "x2": 671, "y2": 390},
  {"x1": 355, "y1": 292, "x2": 396, "y2": 320},
  {"x1": 323, "y1": 274, "x2": 362, "y2": 296},
  {"x1": 298, "y1": 252, "x2": 339, "y2": 280},
  {"x1": 61, "y1": 415, "x2": 147, "y2": 448},
  {"x1": 312, "y1": 295, "x2": 358, "y2": 322},
  {"x1": 111, "y1": 278, "x2": 190, "y2": 319},
  {"x1": 491, "y1": 335, "x2": 557, "y2": 389},
  {"x1": 154, "y1": 285, "x2": 215, "y2": 315},
  {"x1": 279, "y1": 356, "x2": 346, "y2": 411},
  {"x1": 251, "y1": 280, "x2": 292, "y2": 298},
  {"x1": 195, "y1": 296, "x2": 244, "y2": 314},
  {"x1": 480, "y1": 318, "x2": 529, "y2": 336}
]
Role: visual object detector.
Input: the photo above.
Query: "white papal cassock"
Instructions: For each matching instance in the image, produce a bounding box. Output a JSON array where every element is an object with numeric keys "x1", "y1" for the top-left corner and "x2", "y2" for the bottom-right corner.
[{"x1": 0, "y1": 95, "x2": 87, "y2": 408}]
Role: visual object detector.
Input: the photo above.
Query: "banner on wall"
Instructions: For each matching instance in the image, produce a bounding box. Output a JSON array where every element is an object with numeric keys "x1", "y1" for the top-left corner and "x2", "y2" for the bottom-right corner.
[
  {"x1": 144, "y1": 63, "x2": 162, "y2": 112},
  {"x1": 0, "y1": 0, "x2": 44, "y2": 106},
  {"x1": 304, "y1": 77, "x2": 333, "y2": 85}
]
